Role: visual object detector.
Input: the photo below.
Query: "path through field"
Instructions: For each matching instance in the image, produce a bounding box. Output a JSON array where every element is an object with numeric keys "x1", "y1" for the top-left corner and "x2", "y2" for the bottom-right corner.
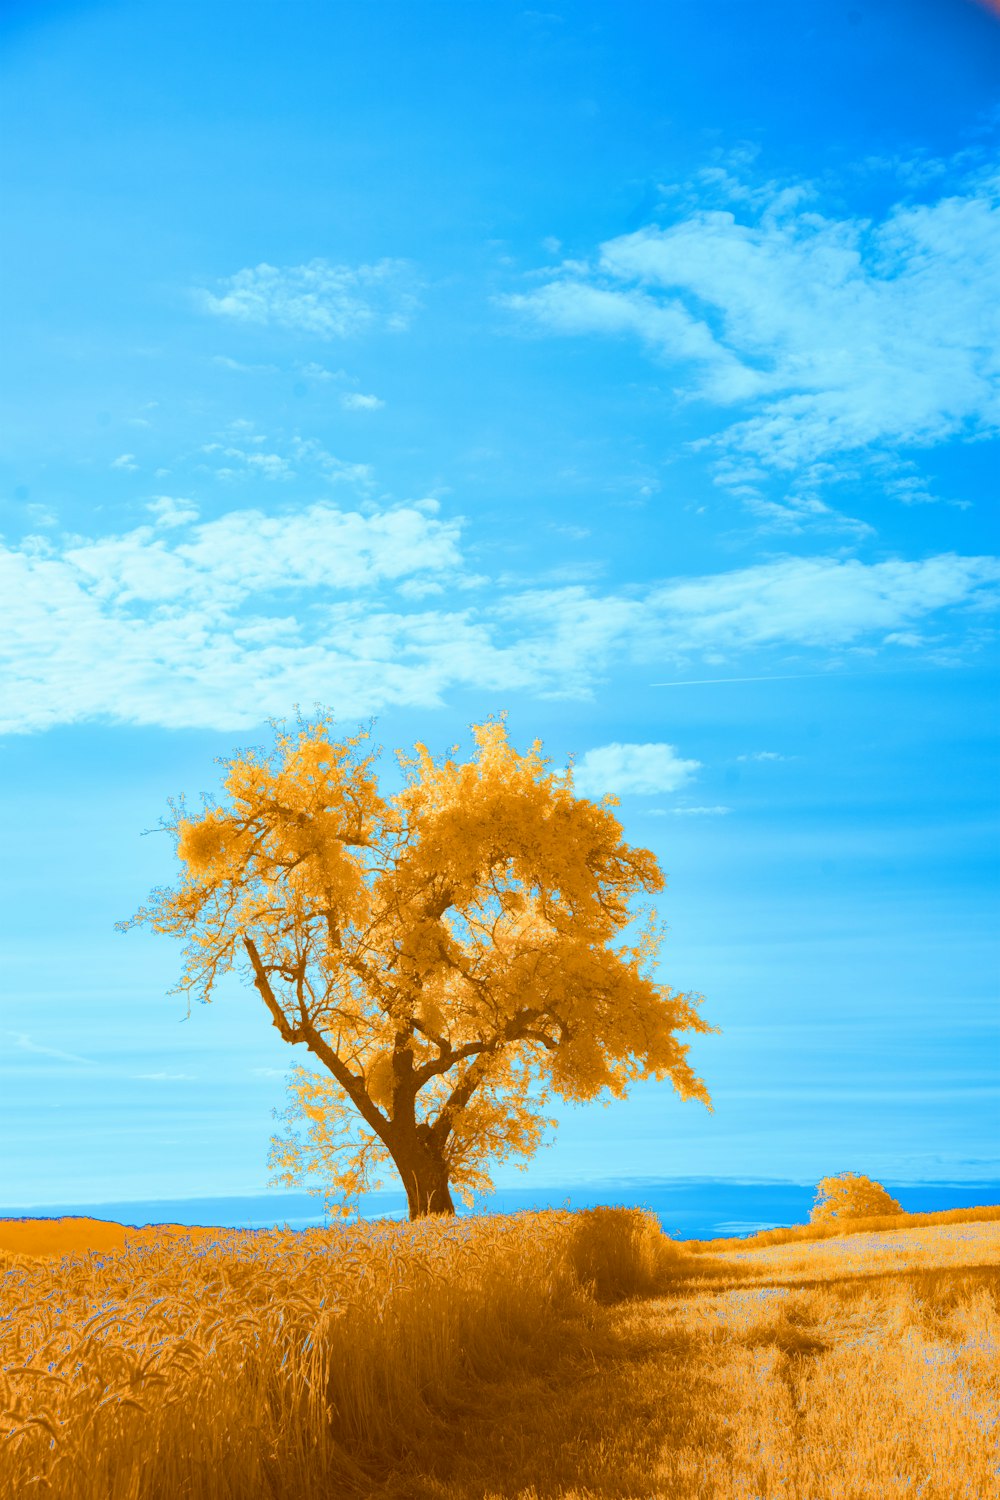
[{"x1": 377, "y1": 1222, "x2": 1000, "y2": 1500}]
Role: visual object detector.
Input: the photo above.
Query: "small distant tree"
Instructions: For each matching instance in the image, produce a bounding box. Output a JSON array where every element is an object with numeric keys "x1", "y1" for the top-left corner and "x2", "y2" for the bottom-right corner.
[
  {"x1": 810, "y1": 1172, "x2": 903, "y2": 1224},
  {"x1": 118, "y1": 708, "x2": 716, "y2": 1222}
]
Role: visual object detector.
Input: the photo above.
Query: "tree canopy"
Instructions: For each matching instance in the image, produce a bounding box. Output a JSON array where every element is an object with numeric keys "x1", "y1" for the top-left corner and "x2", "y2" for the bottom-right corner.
[
  {"x1": 118, "y1": 709, "x2": 716, "y2": 1221},
  {"x1": 810, "y1": 1172, "x2": 903, "y2": 1224}
]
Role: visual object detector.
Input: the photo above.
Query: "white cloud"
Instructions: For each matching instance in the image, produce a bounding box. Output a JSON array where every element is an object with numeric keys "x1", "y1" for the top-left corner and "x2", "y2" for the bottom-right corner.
[
  {"x1": 196, "y1": 258, "x2": 419, "y2": 339},
  {"x1": 290, "y1": 435, "x2": 374, "y2": 489},
  {"x1": 192, "y1": 429, "x2": 375, "y2": 490},
  {"x1": 570, "y1": 742, "x2": 701, "y2": 798},
  {"x1": 0, "y1": 502, "x2": 530, "y2": 733},
  {"x1": 146, "y1": 496, "x2": 199, "y2": 528},
  {"x1": 737, "y1": 751, "x2": 788, "y2": 762},
  {"x1": 222, "y1": 449, "x2": 293, "y2": 481},
  {"x1": 24, "y1": 504, "x2": 57, "y2": 528},
  {"x1": 486, "y1": 554, "x2": 1000, "y2": 688},
  {"x1": 882, "y1": 630, "x2": 925, "y2": 648},
  {"x1": 63, "y1": 501, "x2": 470, "y2": 606},
  {"x1": 111, "y1": 454, "x2": 138, "y2": 471},
  {"x1": 507, "y1": 279, "x2": 762, "y2": 403},
  {"x1": 211, "y1": 355, "x2": 279, "y2": 374},
  {"x1": 297, "y1": 362, "x2": 345, "y2": 382},
  {"x1": 644, "y1": 553, "x2": 1000, "y2": 651},
  {"x1": 506, "y1": 159, "x2": 1000, "y2": 491},
  {"x1": 0, "y1": 501, "x2": 996, "y2": 734},
  {"x1": 341, "y1": 392, "x2": 385, "y2": 411}
]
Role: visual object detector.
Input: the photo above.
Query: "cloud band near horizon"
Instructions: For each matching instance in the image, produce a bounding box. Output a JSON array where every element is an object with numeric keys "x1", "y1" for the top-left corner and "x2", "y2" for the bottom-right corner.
[{"x1": 1, "y1": 497, "x2": 995, "y2": 737}]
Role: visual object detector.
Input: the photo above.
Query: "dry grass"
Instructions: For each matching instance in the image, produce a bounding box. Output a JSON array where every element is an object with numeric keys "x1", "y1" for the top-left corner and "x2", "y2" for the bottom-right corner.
[
  {"x1": 376, "y1": 1216, "x2": 1000, "y2": 1500},
  {"x1": 680, "y1": 1201, "x2": 1000, "y2": 1255},
  {"x1": 0, "y1": 1204, "x2": 679, "y2": 1498},
  {"x1": 0, "y1": 1204, "x2": 995, "y2": 1498}
]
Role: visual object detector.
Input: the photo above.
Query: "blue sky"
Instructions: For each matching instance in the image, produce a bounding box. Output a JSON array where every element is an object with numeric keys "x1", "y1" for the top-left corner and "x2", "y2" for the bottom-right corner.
[{"x1": 1, "y1": 0, "x2": 998, "y2": 1217}]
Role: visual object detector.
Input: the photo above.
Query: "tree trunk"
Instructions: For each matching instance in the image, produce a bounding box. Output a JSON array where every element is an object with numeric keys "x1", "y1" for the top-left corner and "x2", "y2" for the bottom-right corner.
[
  {"x1": 389, "y1": 1127, "x2": 456, "y2": 1220},
  {"x1": 404, "y1": 1161, "x2": 456, "y2": 1219}
]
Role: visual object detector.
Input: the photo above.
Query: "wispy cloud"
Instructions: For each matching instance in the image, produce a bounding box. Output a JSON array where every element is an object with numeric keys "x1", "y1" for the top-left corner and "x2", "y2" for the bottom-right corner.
[
  {"x1": 734, "y1": 488, "x2": 875, "y2": 540},
  {"x1": 341, "y1": 392, "x2": 385, "y2": 411},
  {"x1": 195, "y1": 258, "x2": 420, "y2": 338},
  {"x1": 492, "y1": 553, "x2": 998, "y2": 689},
  {"x1": 215, "y1": 448, "x2": 294, "y2": 482},
  {"x1": 211, "y1": 355, "x2": 279, "y2": 374},
  {"x1": 194, "y1": 427, "x2": 375, "y2": 490},
  {"x1": 145, "y1": 495, "x2": 199, "y2": 528},
  {"x1": 297, "y1": 362, "x2": 346, "y2": 382},
  {"x1": 641, "y1": 553, "x2": 1000, "y2": 652},
  {"x1": 0, "y1": 495, "x2": 995, "y2": 733},
  {"x1": 570, "y1": 742, "x2": 701, "y2": 798},
  {"x1": 4, "y1": 1031, "x2": 96, "y2": 1066},
  {"x1": 24, "y1": 504, "x2": 57, "y2": 528},
  {"x1": 505, "y1": 156, "x2": 1000, "y2": 512},
  {"x1": 111, "y1": 453, "x2": 138, "y2": 472},
  {"x1": 0, "y1": 500, "x2": 494, "y2": 732}
]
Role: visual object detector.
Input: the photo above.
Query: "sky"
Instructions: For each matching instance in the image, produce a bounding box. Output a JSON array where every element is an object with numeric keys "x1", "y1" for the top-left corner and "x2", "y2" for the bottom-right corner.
[{"x1": 0, "y1": 0, "x2": 998, "y2": 1222}]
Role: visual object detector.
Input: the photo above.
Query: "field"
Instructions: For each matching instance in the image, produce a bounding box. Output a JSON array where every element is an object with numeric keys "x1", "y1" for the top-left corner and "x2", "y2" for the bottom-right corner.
[{"x1": 0, "y1": 1203, "x2": 996, "y2": 1498}]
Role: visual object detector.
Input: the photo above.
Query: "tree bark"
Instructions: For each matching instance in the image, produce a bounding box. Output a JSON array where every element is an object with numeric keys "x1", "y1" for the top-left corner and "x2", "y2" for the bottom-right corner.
[{"x1": 389, "y1": 1125, "x2": 456, "y2": 1219}]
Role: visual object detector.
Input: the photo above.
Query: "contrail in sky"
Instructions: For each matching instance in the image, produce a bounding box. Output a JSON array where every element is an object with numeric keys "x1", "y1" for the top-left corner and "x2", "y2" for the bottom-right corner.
[{"x1": 650, "y1": 673, "x2": 848, "y2": 687}]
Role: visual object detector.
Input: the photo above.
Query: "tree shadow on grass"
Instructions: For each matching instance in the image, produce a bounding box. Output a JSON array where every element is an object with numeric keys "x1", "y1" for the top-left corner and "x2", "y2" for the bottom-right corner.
[
  {"x1": 362, "y1": 1256, "x2": 1000, "y2": 1498},
  {"x1": 368, "y1": 1289, "x2": 730, "y2": 1500}
]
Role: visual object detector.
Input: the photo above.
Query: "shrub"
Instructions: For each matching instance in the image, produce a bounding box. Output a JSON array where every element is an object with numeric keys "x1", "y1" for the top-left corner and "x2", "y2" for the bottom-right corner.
[{"x1": 810, "y1": 1172, "x2": 903, "y2": 1224}]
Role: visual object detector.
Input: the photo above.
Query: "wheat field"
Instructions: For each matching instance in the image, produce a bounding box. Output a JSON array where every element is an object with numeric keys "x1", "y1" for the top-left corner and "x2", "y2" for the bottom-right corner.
[{"x1": 0, "y1": 1203, "x2": 996, "y2": 1498}]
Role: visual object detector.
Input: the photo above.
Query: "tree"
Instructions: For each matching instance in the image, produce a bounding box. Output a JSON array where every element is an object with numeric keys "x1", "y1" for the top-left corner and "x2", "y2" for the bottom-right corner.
[
  {"x1": 118, "y1": 709, "x2": 716, "y2": 1222},
  {"x1": 809, "y1": 1172, "x2": 903, "y2": 1224}
]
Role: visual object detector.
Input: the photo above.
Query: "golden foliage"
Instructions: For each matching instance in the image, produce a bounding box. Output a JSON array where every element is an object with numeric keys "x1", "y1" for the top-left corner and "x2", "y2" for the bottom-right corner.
[
  {"x1": 119, "y1": 708, "x2": 715, "y2": 1219},
  {"x1": 809, "y1": 1171, "x2": 904, "y2": 1224},
  {"x1": 174, "y1": 813, "x2": 230, "y2": 875}
]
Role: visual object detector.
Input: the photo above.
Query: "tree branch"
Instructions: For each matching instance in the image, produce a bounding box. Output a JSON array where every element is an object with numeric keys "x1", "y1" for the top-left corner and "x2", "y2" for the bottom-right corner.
[{"x1": 243, "y1": 934, "x2": 393, "y2": 1143}]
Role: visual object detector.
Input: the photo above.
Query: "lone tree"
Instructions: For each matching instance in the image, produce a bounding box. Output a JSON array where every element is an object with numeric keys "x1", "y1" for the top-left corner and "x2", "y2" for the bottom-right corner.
[
  {"x1": 118, "y1": 709, "x2": 715, "y2": 1222},
  {"x1": 810, "y1": 1172, "x2": 903, "y2": 1224}
]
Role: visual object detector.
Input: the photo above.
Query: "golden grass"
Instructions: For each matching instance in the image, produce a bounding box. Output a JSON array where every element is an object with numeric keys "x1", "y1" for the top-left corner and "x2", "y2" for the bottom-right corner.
[
  {"x1": 680, "y1": 1200, "x2": 1000, "y2": 1254},
  {"x1": 0, "y1": 1203, "x2": 995, "y2": 1498},
  {"x1": 0, "y1": 1216, "x2": 222, "y2": 1262}
]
